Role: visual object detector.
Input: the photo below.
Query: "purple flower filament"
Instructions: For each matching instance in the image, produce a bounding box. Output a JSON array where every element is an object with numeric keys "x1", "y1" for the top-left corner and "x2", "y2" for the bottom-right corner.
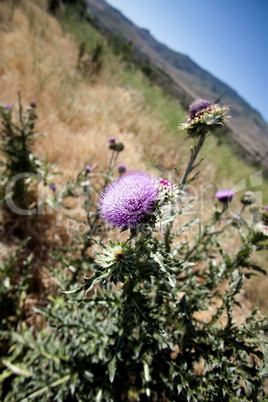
[
  {"x1": 189, "y1": 98, "x2": 212, "y2": 119},
  {"x1": 215, "y1": 189, "x2": 234, "y2": 203},
  {"x1": 108, "y1": 137, "x2": 116, "y2": 144},
  {"x1": 98, "y1": 170, "x2": 159, "y2": 229}
]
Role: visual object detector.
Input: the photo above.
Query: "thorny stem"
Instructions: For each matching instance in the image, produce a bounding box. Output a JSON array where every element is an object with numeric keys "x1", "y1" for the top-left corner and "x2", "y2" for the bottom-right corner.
[
  {"x1": 82, "y1": 149, "x2": 119, "y2": 258},
  {"x1": 103, "y1": 150, "x2": 119, "y2": 189},
  {"x1": 165, "y1": 132, "x2": 207, "y2": 253},
  {"x1": 180, "y1": 131, "x2": 206, "y2": 187}
]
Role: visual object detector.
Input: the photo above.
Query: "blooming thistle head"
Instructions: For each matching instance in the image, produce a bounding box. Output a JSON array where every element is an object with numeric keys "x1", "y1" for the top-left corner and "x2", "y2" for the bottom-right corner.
[
  {"x1": 189, "y1": 99, "x2": 212, "y2": 119},
  {"x1": 241, "y1": 191, "x2": 255, "y2": 206},
  {"x1": 158, "y1": 178, "x2": 173, "y2": 190},
  {"x1": 85, "y1": 165, "x2": 92, "y2": 173},
  {"x1": 179, "y1": 98, "x2": 229, "y2": 137},
  {"x1": 1, "y1": 105, "x2": 11, "y2": 116},
  {"x1": 94, "y1": 241, "x2": 135, "y2": 283},
  {"x1": 108, "y1": 136, "x2": 116, "y2": 144},
  {"x1": 98, "y1": 170, "x2": 159, "y2": 231},
  {"x1": 215, "y1": 189, "x2": 234, "y2": 203},
  {"x1": 50, "y1": 183, "x2": 57, "y2": 192},
  {"x1": 157, "y1": 178, "x2": 174, "y2": 203},
  {"x1": 117, "y1": 163, "x2": 127, "y2": 174}
]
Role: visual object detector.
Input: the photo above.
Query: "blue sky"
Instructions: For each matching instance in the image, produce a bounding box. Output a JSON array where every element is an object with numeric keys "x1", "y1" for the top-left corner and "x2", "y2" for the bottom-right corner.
[{"x1": 106, "y1": 0, "x2": 268, "y2": 124}]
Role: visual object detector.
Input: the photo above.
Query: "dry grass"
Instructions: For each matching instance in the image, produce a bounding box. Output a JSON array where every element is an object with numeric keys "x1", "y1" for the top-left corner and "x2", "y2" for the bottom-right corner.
[{"x1": 0, "y1": 0, "x2": 267, "y2": 313}]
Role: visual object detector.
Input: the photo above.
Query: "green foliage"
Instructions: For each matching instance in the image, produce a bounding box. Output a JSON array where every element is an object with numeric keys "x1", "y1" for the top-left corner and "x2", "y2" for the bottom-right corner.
[
  {"x1": 0, "y1": 94, "x2": 54, "y2": 211},
  {"x1": 0, "y1": 14, "x2": 267, "y2": 400},
  {"x1": 1, "y1": 128, "x2": 267, "y2": 401},
  {"x1": 0, "y1": 238, "x2": 32, "y2": 357},
  {"x1": 77, "y1": 41, "x2": 103, "y2": 77},
  {"x1": 48, "y1": 0, "x2": 87, "y2": 16}
]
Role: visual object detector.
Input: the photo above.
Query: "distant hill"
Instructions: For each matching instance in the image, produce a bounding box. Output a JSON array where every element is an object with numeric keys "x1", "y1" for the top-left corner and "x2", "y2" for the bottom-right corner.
[{"x1": 86, "y1": 0, "x2": 268, "y2": 169}]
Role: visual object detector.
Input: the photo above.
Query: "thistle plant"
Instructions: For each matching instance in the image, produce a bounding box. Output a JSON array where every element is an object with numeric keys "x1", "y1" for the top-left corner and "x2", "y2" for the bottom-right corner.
[
  {"x1": 0, "y1": 93, "x2": 54, "y2": 212},
  {"x1": 1, "y1": 99, "x2": 267, "y2": 401},
  {"x1": 179, "y1": 98, "x2": 229, "y2": 186},
  {"x1": 98, "y1": 170, "x2": 160, "y2": 232}
]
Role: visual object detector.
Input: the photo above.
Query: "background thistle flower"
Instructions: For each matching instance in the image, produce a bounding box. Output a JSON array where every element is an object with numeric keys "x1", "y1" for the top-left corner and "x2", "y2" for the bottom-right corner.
[
  {"x1": 85, "y1": 165, "x2": 92, "y2": 172},
  {"x1": 117, "y1": 163, "x2": 127, "y2": 174},
  {"x1": 241, "y1": 191, "x2": 255, "y2": 205},
  {"x1": 179, "y1": 98, "x2": 229, "y2": 137},
  {"x1": 98, "y1": 170, "x2": 159, "y2": 230},
  {"x1": 189, "y1": 98, "x2": 212, "y2": 119},
  {"x1": 215, "y1": 189, "x2": 234, "y2": 203}
]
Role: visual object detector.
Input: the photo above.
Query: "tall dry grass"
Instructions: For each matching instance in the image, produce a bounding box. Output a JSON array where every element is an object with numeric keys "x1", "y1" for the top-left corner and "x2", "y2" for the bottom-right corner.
[{"x1": 0, "y1": 0, "x2": 187, "y2": 183}]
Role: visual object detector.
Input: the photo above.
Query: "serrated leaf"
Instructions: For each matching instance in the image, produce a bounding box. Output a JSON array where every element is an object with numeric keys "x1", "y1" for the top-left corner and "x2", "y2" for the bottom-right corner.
[
  {"x1": 167, "y1": 274, "x2": 176, "y2": 287},
  {"x1": 108, "y1": 357, "x2": 116, "y2": 383},
  {"x1": 234, "y1": 275, "x2": 244, "y2": 295},
  {"x1": 1, "y1": 359, "x2": 31, "y2": 377}
]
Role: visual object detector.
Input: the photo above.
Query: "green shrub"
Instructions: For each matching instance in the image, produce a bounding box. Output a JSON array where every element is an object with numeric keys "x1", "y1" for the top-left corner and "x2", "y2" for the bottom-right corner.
[{"x1": 1, "y1": 99, "x2": 267, "y2": 401}]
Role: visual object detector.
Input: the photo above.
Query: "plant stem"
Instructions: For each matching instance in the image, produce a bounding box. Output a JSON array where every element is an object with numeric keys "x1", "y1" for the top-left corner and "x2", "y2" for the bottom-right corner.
[{"x1": 180, "y1": 131, "x2": 206, "y2": 187}]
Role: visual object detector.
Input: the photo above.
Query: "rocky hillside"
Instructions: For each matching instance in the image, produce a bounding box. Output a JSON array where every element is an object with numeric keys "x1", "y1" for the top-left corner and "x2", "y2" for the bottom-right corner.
[{"x1": 86, "y1": 0, "x2": 268, "y2": 168}]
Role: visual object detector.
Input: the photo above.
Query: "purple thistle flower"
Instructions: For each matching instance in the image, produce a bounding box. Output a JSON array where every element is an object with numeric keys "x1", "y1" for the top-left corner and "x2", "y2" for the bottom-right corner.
[
  {"x1": 85, "y1": 165, "x2": 92, "y2": 172},
  {"x1": 98, "y1": 170, "x2": 159, "y2": 229},
  {"x1": 215, "y1": 189, "x2": 234, "y2": 203},
  {"x1": 158, "y1": 178, "x2": 173, "y2": 190},
  {"x1": 189, "y1": 98, "x2": 212, "y2": 119},
  {"x1": 51, "y1": 184, "x2": 57, "y2": 192},
  {"x1": 117, "y1": 163, "x2": 127, "y2": 174},
  {"x1": 3, "y1": 105, "x2": 11, "y2": 110},
  {"x1": 265, "y1": 205, "x2": 268, "y2": 212},
  {"x1": 108, "y1": 137, "x2": 116, "y2": 144}
]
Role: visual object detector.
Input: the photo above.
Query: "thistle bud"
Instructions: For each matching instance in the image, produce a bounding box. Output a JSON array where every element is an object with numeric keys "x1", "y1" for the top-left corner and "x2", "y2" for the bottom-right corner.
[
  {"x1": 241, "y1": 191, "x2": 255, "y2": 205},
  {"x1": 94, "y1": 241, "x2": 134, "y2": 284},
  {"x1": 30, "y1": 99, "x2": 36, "y2": 108},
  {"x1": 117, "y1": 164, "x2": 127, "y2": 174},
  {"x1": 109, "y1": 142, "x2": 124, "y2": 152},
  {"x1": 108, "y1": 137, "x2": 116, "y2": 144}
]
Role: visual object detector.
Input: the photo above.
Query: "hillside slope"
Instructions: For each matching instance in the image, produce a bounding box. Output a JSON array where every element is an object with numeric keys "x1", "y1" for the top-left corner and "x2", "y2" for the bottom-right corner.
[{"x1": 86, "y1": 0, "x2": 268, "y2": 168}]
